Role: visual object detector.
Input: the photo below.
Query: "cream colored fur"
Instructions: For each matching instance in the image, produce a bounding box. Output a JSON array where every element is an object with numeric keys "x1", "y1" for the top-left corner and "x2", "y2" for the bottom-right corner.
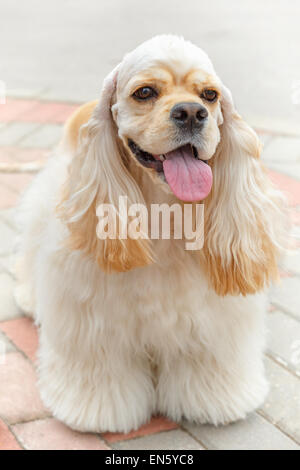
[{"x1": 14, "y1": 35, "x2": 285, "y2": 433}]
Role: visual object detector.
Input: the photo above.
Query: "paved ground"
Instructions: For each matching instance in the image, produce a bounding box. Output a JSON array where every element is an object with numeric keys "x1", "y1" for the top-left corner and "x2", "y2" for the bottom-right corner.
[
  {"x1": 0, "y1": 0, "x2": 300, "y2": 451},
  {"x1": 0, "y1": 98, "x2": 300, "y2": 451}
]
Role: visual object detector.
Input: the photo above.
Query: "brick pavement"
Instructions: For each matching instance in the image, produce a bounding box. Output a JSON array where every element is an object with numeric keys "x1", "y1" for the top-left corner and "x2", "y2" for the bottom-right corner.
[{"x1": 0, "y1": 98, "x2": 300, "y2": 450}]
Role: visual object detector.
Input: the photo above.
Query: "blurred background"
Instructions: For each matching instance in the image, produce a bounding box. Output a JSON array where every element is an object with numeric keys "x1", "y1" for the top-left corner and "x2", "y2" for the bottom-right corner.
[
  {"x1": 0, "y1": 0, "x2": 300, "y2": 133},
  {"x1": 0, "y1": 0, "x2": 300, "y2": 451}
]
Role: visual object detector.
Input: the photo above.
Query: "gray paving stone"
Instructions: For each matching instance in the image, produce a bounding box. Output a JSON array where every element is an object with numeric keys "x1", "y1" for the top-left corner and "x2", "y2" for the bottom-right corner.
[
  {"x1": 7, "y1": 87, "x2": 48, "y2": 100},
  {"x1": 0, "y1": 219, "x2": 17, "y2": 256},
  {"x1": 112, "y1": 429, "x2": 204, "y2": 451},
  {"x1": 261, "y1": 357, "x2": 300, "y2": 444},
  {"x1": 258, "y1": 133, "x2": 273, "y2": 148},
  {"x1": 270, "y1": 277, "x2": 300, "y2": 320},
  {"x1": 0, "y1": 123, "x2": 40, "y2": 146},
  {"x1": 183, "y1": 413, "x2": 299, "y2": 450},
  {"x1": 281, "y1": 250, "x2": 300, "y2": 276},
  {"x1": 0, "y1": 330, "x2": 17, "y2": 355},
  {"x1": 291, "y1": 225, "x2": 300, "y2": 241},
  {"x1": 0, "y1": 272, "x2": 22, "y2": 321},
  {"x1": 0, "y1": 255, "x2": 12, "y2": 274},
  {"x1": 19, "y1": 124, "x2": 62, "y2": 149},
  {"x1": 267, "y1": 310, "x2": 300, "y2": 374},
  {"x1": 41, "y1": 87, "x2": 92, "y2": 105},
  {"x1": 261, "y1": 136, "x2": 300, "y2": 164},
  {"x1": 0, "y1": 208, "x2": 18, "y2": 231}
]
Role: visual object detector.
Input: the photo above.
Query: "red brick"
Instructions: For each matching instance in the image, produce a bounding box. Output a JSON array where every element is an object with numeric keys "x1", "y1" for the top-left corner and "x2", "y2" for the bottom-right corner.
[
  {"x1": 19, "y1": 102, "x2": 77, "y2": 124},
  {"x1": 0, "y1": 146, "x2": 49, "y2": 163},
  {"x1": 0, "y1": 148, "x2": 12, "y2": 164},
  {"x1": 289, "y1": 238, "x2": 300, "y2": 249},
  {"x1": 0, "y1": 185, "x2": 18, "y2": 209},
  {"x1": 255, "y1": 128, "x2": 278, "y2": 137},
  {"x1": 0, "y1": 99, "x2": 79, "y2": 124},
  {"x1": 0, "y1": 352, "x2": 48, "y2": 423},
  {"x1": 278, "y1": 269, "x2": 291, "y2": 278},
  {"x1": 49, "y1": 103, "x2": 79, "y2": 123},
  {"x1": 290, "y1": 208, "x2": 300, "y2": 226},
  {"x1": 0, "y1": 173, "x2": 34, "y2": 196},
  {"x1": 13, "y1": 418, "x2": 110, "y2": 450},
  {"x1": 102, "y1": 416, "x2": 179, "y2": 444},
  {"x1": 0, "y1": 99, "x2": 39, "y2": 123},
  {"x1": 0, "y1": 418, "x2": 22, "y2": 450},
  {"x1": 268, "y1": 170, "x2": 300, "y2": 207},
  {"x1": 0, "y1": 318, "x2": 38, "y2": 362}
]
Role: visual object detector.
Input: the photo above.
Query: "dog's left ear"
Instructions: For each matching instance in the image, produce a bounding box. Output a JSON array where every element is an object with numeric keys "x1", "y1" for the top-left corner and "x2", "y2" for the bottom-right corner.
[
  {"x1": 57, "y1": 65, "x2": 154, "y2": 272},
  {"x1": 203, "y1": 85, "x2": 285, "y2": 296}
]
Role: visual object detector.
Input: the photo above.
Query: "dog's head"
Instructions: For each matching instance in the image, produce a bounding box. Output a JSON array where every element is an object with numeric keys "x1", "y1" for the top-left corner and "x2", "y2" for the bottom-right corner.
[
  {"x1": 112, "y1": 36, "x2": 223, "y2": 202},
  {"x1": 58, "y1": 35, "x2": 284, "y2": 294}
]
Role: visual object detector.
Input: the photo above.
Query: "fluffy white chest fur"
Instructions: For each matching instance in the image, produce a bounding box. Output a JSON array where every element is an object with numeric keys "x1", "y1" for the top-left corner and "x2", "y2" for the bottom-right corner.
[{"x1": 14, "y1": 35, "x2": 285, "y2": 433}]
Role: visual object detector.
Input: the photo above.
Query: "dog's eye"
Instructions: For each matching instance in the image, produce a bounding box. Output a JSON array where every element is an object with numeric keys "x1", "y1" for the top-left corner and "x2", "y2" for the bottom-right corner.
[
  {"x1": 132, "y1": 87, "x2": 157, "y2": 101},
  {"x1": 201, "y1": 89, "x2": 218, "y2": 102}
]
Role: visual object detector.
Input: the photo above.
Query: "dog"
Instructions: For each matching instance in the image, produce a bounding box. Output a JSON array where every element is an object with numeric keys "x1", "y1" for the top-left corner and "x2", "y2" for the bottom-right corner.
[{"x1": 14, "y1": 35, "x2": 285, "y2": 433}]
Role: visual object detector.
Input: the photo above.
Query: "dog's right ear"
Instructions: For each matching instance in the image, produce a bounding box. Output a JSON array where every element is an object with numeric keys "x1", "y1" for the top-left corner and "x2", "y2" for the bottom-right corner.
[
  {"x1": 57, "y1": 66, "x2": 154, "y2": 272},
  {"x1": 202, "y1": 85, "x2": 285, "y2": 296}
]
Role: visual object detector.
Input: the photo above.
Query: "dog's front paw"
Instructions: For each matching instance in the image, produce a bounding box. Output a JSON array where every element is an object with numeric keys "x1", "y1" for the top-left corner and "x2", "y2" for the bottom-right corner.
[
  {"x1": 156, "y1": 359, "x2": 269, "y2": 426},
  {"x1": 39, "y1": 357, "x2": 155, "y2": 433}
]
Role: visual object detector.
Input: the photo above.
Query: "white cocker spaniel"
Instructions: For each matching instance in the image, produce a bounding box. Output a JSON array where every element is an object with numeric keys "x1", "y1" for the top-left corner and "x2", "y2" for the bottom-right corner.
[{"x1": 15, "y1": 35, "x2": 285, "y2": 433}]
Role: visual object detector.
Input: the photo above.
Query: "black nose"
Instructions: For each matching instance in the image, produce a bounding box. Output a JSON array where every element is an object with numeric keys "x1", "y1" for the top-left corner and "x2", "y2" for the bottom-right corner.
[{"x1": 170, "y1": 102, "x2": 208, "y2": 130}]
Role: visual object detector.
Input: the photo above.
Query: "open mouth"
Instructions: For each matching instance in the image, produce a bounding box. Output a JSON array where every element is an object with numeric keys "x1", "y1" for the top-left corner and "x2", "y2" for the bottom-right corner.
[{"x1": 128, "y1": 139, "x2": 213, "y2": 202}]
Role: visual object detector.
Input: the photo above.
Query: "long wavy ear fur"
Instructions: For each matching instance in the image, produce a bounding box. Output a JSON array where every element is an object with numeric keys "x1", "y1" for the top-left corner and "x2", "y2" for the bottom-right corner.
[
  {"x1": 203, "y1": 86, "x2": 286, "y2": 296},
  {"x1": 57, "y1": 67, "x2": 154, "y2": 272}
]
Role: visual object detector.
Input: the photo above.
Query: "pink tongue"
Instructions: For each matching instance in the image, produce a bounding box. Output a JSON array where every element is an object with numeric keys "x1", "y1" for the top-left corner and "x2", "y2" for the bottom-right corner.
[{"x1": 162, "y1": 145, "x2": 213, "y2": 202}]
